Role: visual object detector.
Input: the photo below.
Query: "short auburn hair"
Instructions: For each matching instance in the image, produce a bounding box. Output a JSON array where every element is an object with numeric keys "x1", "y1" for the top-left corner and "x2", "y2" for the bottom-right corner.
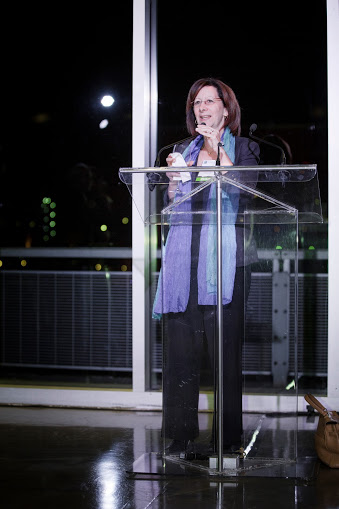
[{"x1": 186, "y1": 78, "x2": 241, "y2": 137}]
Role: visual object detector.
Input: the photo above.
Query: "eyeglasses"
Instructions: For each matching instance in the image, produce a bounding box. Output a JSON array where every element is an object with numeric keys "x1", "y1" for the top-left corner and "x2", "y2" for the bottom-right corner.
[{"x1": 192, "y1": 97, "x2": 223, "y2": 108}]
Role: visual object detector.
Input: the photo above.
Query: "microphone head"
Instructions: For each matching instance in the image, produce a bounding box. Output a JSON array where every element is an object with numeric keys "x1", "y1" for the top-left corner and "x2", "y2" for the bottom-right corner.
[{"x1": 249, "y1": 123, "x2": 257, "y2": 135}]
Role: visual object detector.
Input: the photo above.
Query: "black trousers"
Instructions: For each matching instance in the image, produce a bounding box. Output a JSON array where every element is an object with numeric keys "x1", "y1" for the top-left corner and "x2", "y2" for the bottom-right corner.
[{"x1": 162, "y1": 264, "x2": 251, "y2": 448}]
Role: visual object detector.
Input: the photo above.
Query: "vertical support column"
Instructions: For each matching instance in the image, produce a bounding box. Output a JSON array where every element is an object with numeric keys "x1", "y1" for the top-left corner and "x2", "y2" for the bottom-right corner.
[
  {"x1": 271, "y1": 270, "x2": 290, "y2": 387},
  {"x1": 132, "y1": 0, "x2": 158, "y2": 393},
  {"x1": 327, "y1": 0, "x2": 339, "y2": 398}
]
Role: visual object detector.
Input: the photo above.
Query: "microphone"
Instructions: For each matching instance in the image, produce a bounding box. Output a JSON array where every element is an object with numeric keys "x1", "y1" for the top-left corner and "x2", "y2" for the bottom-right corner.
[
  {"x1": 216, "y1": 142, "x2": 223, "y2": 166},
  {"x1": 199, "y1": 122, "x2": 221, "y2": 166},
  {"x1": 249, "y1": 123, "x2": 286, "y2": 165}
]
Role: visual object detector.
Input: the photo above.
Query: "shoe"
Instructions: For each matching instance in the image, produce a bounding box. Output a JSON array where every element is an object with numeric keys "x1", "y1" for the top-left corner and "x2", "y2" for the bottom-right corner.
[
  {"x1": 209, "y1": 441, "x2": 243, "y2": 455},
  {"x1": 224, "y1": 445, "x2": 244, "y2": 458},
  {"x1": 164, "y1": 440, "x2": 188, "y2": 454}
]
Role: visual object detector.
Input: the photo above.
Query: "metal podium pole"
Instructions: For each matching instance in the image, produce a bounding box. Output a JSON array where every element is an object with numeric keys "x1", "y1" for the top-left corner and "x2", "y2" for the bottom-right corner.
[{"x1": 216, "y1": 173, "x2": 224, "y2": 473}]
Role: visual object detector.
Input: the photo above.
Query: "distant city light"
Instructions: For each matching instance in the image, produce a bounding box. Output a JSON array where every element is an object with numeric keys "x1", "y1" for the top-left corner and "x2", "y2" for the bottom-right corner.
[
  {"x1": 99, "y1": 119, "x2": 109, "y2": 129},
  {"x1": 101, "y1": 95, "x2": 114, "y2": 107}
]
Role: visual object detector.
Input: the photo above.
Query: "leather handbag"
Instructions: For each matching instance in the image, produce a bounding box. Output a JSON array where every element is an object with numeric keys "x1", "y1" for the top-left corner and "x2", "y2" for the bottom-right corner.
[{"x1": 304, "y1": 393, "x2": 339, "y2": 468}]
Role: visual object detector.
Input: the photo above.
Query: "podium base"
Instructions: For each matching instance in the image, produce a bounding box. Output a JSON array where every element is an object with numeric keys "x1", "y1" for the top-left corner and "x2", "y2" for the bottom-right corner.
[
  {"x1": 209, "y1": 454, "x2": 240, "y2": 469},
  {"x1": 126, "y1": 452, "x2": 318, "y2": 481}
]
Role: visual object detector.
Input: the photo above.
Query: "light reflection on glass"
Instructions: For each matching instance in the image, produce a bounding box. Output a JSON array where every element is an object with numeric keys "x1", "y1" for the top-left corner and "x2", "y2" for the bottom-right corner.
[{"x1": 243, "y1": 416, "x2": 264, "y2": 458}]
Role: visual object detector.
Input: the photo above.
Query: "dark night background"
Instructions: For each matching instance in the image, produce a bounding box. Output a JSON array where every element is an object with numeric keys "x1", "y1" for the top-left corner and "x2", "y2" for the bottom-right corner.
[{"x1": 0, "y1": 1, "x2": 328, "y2": 250}]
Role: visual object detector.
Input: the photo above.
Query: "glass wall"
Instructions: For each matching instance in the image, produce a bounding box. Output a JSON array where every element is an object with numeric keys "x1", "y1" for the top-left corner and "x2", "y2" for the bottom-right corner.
[
  {"x1": 0, "y1": 7, "x2": 133, "y2": 388},
  {"x1": 151, "y1": 0, "x2": 328, "y2": 393},
  {"x1": 0, "y1": 1, "x2": 329, "y2": 394}
]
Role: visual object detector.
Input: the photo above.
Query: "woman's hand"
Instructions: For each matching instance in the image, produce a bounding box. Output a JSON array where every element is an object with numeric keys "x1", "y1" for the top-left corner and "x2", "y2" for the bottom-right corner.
[
  {"x1": 166, "y1": 153, "x2": 194, "y2": 200},
  {"x1": 166, "y1": 170, "x2": 181, "y2": 181},
  {"x1": 195, "y1": 123, "x2": 221, "y2": 153},
  {"x1": 195, "y1": 124, "x2": 233, "y2": 167},
  {"x1": 166, "y1": 154, "x2": 180, "y2": 200},
  {"x1": 166, "y1": 170, "x2": 180, "y2": 200},
  {"x1": 166, "y1": 153, "x2": 177, "y2": 167}
]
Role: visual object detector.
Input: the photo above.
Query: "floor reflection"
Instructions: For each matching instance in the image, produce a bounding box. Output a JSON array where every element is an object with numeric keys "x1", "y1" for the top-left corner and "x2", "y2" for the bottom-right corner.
[{"x1": 0, "y1": 407, "x2": 338, "y2": 508}]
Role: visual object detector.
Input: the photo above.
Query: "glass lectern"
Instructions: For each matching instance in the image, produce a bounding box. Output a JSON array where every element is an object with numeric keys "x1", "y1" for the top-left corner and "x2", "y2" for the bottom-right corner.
[{"x1": 120, "y1": 164, "x2": 322, "y2": 478}]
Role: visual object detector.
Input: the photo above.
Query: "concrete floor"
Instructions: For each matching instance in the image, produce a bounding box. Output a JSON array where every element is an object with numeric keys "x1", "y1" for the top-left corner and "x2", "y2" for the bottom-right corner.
[{"x1": 0, "y1": 406, "x2": 338, "y2": 508}]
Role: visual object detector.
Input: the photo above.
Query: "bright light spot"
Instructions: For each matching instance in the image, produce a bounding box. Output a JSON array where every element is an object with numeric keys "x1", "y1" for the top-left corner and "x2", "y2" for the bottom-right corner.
[
  {"x1": 99, "y1": 119, "x2": 109, "y2": 129},
  {"x1": 50, "y1": 230, "x2": 56, "y2": 237},
  {"x1": 95, "y1": 264, "x2": 102, "y2": 271},
  {"x1": 50, "y1": 221, "x2": 56, "y2": 227},
  {"x1": 275, "y1": 245, "x2": 282, "y2": 250},
  {"x1": 21, "y1": 259, "x2": 27, "y2": 267},
  {"x1": 308, "y1": 246, "x2": 315, "y2": 250},
  {"x1": 100, "y1": 224, "x2": 108, "y2": 232},
  {"x1": 0, "y1": 260, "x2": 3, "y2": 267},
  {"x1": 101, "y1": 95, "x2": 114, "y2": 107},
  {"x1": 122, "y1": 217, "x2": 129, "y2": 224},
  {"x1": 43, "y1": 197, "x2": 51, "y2": 204},
  {"x1": 50, "y1": 202, "x2": 56, "y2": 209},
  {"x1": 121, "y1": 265, "x2": 127, "y2": 272},
  {"x1": 50, "y1": 211, "x2": 56, "y2": 218}
]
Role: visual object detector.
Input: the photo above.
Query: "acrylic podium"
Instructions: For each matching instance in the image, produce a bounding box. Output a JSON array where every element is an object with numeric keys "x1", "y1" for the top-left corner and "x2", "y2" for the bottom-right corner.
[{"x1": 119, "y1": 163, "x2": 322, "y2": 479}]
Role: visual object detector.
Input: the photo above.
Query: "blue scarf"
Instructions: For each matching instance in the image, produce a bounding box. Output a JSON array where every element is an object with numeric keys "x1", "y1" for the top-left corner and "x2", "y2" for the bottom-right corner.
[{"x1": 153, "y1": 128, "x2": 239, "y2": 318}]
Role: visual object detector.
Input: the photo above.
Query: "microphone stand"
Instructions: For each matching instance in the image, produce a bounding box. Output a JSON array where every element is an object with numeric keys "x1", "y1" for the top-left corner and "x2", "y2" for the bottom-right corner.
[{"x1": 249, "y1": 129, "x2": 286, "y2": 165}]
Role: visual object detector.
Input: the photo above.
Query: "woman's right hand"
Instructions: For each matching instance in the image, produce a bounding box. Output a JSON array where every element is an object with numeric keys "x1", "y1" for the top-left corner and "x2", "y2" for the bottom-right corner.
[
  {"x1": 166, "y1": 154, "x2": 180, "y2": 199},
  {"x1": 166, "y1": 153, "x2": 180, "y2": 194},
  {"x1": 166, "y1": 153, "x2": 177, "y2": 167},
  {"x1": 166, "y1": 170, "x2": 181, "y2": 181},
  {"x1": 166, "y1": 171, "x2": 180, "y2": 200}
]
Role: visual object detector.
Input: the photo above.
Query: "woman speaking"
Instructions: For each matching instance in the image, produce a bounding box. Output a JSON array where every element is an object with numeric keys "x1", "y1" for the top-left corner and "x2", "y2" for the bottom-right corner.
[{"x1": 153, "y1": 77, "x2": 259, "y2": 455}]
